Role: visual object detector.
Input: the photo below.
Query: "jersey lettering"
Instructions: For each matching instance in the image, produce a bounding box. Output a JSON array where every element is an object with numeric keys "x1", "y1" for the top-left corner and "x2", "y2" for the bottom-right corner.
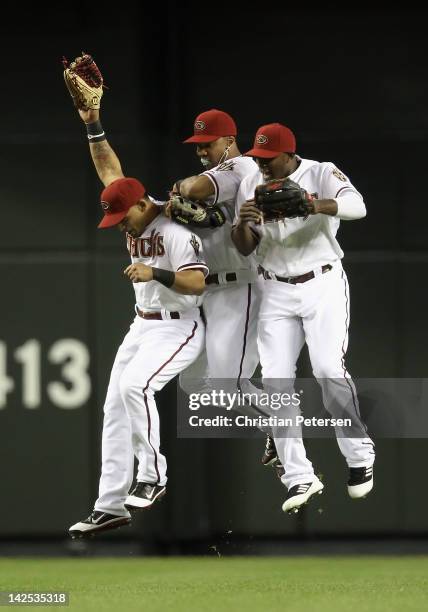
[{"x1": 127, "y1": 229, "x2": 165, "y2": 258}]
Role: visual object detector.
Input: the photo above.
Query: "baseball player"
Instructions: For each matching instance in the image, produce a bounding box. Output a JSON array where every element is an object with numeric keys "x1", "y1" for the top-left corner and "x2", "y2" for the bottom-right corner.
[
  {"x1": 68, "y1": 109, "x2": 208, "y2": 537},
  {"x1": 175, "y1": 109, "x2": 261, "y2": 390},
  {"x1": 232, "y1": 122, "x2": 375, "y2": 514}
]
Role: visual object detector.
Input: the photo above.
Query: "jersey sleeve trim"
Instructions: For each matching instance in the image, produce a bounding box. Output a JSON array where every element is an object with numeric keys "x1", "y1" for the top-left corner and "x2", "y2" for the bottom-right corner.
[
  {"x1": 177, "y1": 262, "x2": 209, "y2": 278},
  {"x1": 335, "y1": 185, "x2": 354, "y2": 198}
]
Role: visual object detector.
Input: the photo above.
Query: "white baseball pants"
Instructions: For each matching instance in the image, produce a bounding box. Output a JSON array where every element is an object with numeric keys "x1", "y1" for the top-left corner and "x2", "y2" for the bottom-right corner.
[
  {"x1": 179, "y1": 281, "x2": 261, "y2": 396},
  {"x1": 258, "y1": 261, "x2": 375, "y2": 489},
  {"x1": 95, "y1": 312, "x2": 204, "y2": 516}
]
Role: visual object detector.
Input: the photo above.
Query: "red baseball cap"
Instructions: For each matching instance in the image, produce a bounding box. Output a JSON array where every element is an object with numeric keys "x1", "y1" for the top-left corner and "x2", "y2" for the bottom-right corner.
[
  {"x1": 98, "y1": 178, "x2": 146, "y2": 228},
  {"x1": 245, "y1": 123, "x2": 296, "y2": 158},
  {"x1": 183, "y1": 109, "x2": 237, "y2": 143}
]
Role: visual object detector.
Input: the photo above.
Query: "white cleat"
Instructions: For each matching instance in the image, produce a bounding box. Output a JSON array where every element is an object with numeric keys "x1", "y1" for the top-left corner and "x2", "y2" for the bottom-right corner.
[
  {"x1": 282, "y1": 476, "x2": 324, "y2": 514},
  {"x1": 348, "y1": 466, "x2": 374, "y2": 499},
  {"x1": 68, "y1": 510, "x2": 131, "y2": 539}
]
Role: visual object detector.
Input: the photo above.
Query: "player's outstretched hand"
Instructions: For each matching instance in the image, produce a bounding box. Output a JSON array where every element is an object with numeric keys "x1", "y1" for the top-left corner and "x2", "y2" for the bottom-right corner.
[
  {"x1": 124, "y1": 263, "x2": 154, "y2": 283},
  {"x1": 78, "y1": 108, "x2": 100, "y2": 124},
  {"x1": 237, "y1": 200, "x2": 263, "y2": 225}
]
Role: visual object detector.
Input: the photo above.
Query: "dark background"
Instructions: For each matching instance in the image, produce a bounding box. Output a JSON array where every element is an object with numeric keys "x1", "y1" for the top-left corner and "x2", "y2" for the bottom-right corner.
[{"x1": 1, "y1": 4, "x2": 427, "y2": 552}]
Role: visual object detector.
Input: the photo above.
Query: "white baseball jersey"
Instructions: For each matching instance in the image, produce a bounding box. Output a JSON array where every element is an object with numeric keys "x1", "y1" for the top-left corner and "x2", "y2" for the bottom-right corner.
[
  {"x1": 236, "y1": 157, "x2": 366, "y2": 277},
  {"x1": 178, "y1": 155, "x2": 262, "y2": 386},
  {"x1": 92, "y1": 213, "x2": 207, "y2": 518},
  {"x1": 237, "y1": 157, "x2": 375, "y2": 489},
  {"x1": 127, "y1": 214, "x2": 208, "y2": 312},
  {"x1": 193, "y1": 155, "x2": 259, "y2": 274}
]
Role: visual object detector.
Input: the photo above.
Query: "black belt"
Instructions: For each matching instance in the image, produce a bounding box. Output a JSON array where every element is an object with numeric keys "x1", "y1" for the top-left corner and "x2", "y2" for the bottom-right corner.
[
  {"x1": 137, "y1": 308, "x2": 180, "y2": 320},
  {"x1": 259, "y1": 264, "x2": 332, "y2": 284},
  {"x1": 206, "y1": 272, "x2": 237, "y2": 285}
]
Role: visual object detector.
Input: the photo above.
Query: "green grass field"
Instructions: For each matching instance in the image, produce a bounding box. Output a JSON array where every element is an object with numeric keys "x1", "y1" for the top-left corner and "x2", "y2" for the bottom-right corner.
[{"x1": 0, "y1": 557, "x2": 427, "y2": 611}]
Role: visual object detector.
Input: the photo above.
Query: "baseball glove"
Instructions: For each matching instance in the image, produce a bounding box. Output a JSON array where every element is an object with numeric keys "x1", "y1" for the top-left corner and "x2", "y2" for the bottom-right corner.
[
  {"x1": 63, "y1": 53, "x2": 104, "y2": 110},
  {"x1": 169, "y1": 195, "x2": 226, "y2": 229},
  {"x1": 255, "y1": 178, "x2": 314, "y2": 221}
]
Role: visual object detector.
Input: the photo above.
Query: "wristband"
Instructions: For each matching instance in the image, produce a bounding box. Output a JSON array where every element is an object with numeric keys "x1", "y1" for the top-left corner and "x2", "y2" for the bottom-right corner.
[
  {"x1": 86, "y1": 120, "x2": 106, "y2": 143},
  {"x1": 152, "y1": 267, "x2": 175, "y2": 288}
]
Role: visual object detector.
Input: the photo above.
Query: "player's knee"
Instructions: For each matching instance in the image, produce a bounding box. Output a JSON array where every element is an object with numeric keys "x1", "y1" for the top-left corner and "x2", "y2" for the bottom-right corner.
[
  {"x1": 261, "y1": 365, "x2": 297, "y2": 380},
  {"x1": 178, "y1": 372, "x2": 196, "y2": 395},
  {"x1": 118, "y1": 371, "x2": 148, "y2": 407},
  {"x1": 312, "y1": 363, "x2": 348, "y2": 379}
]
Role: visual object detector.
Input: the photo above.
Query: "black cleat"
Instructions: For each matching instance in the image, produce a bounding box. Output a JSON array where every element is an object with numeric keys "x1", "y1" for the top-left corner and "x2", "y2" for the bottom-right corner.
[
  {"x1": 125, "y1": 482, "x2": 166, "y2": 511},
  {"x1": 68, "y1": 510, "x2": 131, "y2": 539},
  {"x1": 282, "y1": 477, "x2": 324, "y2": 514},
  {"x1": 261, "y1": 435, "x2": 278, "y2": 466},
  {"x1": 348, "y1": 466, "x2": 374, "y2": 499}
]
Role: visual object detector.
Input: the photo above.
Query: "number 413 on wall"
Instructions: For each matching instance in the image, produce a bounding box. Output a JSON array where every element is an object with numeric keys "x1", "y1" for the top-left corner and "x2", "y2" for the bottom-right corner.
[{"x1": 0, "y1": 339, "x2": 91, "y2": 409}]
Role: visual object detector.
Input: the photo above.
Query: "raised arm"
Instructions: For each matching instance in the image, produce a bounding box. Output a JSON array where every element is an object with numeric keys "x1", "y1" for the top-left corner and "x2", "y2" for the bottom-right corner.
[
  {"x1": 63, "y1": 54, "x2": 124, "y2": 187},
  {"x1": 78, "y1": 108, "x2": 124, "y2": 187}
]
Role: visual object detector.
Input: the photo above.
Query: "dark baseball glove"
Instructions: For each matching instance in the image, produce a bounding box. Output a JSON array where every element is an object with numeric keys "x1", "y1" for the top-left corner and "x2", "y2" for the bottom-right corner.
[
  {"x1": 169, "y1": 195, "x2": 226, "y2": 229},
  {"x1": 63, "y1": 53, "x2": 104, "y2": 110},
  {"x1": 255, "y1": 178, "x2": 314, "y2": 221}
]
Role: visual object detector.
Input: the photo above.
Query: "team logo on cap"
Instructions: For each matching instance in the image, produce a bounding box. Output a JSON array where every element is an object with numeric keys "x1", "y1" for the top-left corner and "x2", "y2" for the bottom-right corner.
[
  {"x1": 194, "y1": 120, "x2": 206, "y2": 132},
  {"x1": 256, "y1": 135, "x2": 268, "y2": 145},
  {"x1": 101, "y1": 201, "x2": 110, "y2": 211}
]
